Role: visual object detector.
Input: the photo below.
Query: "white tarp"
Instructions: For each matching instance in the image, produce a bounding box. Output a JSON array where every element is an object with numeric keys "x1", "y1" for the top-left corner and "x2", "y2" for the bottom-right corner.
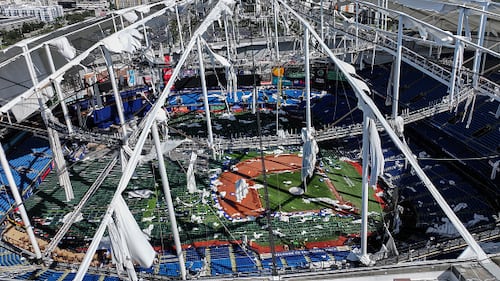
[
  {"x1": 394, "y1": 0, "x2": 457, "y2": 14},
  {"x1": 373, "y1": 235, "x2": 399, "y2": 260},
  {"x1": 11, "y1": 87, "x2": 53, "y2": 121},
  {"x1": 187, "y1": 152, "x2": 198, "y2": 193},
  {"x1": 102, "y1": 28, "x2": 144, "y2": 54},
  {"x1": 113, "y1": 195, "x2": 156, "y2": 267},
  {"x1": 336, "y1": 59, "x2": 356, "y2": 75},
  {"x1": 490, "y1": 160, "x2": 499, "y2": 180},
  {"x1": 401, "y1": 15, "x2": 453, "y2": 45},
  {"x1": 127, "y1": 189, "x2": 154, "y2": 199},
  {"x1": 235, "y1": 178, "x2": 249, "y2": 203},
  {"x1": 368, "y1": 118, "x2": 384, "y2": 187},
  {"x1": 107, "y1": 220, "x2": 125, "y2": 271},
  {"x1": 201, "y1": 37, "x2": 238, "y2": 95},
  {"x1": 135, "y1": 6, "x2": 150, "y2": 14},
  {"x1": 49, "y1": 37, "x2": 76, "y2": 60},
  {"x1": 123, "y1": 11, "x2": 139, "y2": 23},
  {"x1": 202, "y1": 38, "x2": 230, "y2": 67},
  {"x1": 301, "y1": 128, "x2": 319, "y2": 183},
  {"x1": 139, "y1": 139, "x2": 187, "y2": 164},
  {"x1": 393, "y1": 115, "x2": 405, "y2": 136}
]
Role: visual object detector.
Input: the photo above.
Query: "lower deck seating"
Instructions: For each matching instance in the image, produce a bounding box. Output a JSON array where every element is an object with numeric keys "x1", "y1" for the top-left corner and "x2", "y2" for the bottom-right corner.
[
  {"x1": 284, "y1": 254, "x2": 308, "y2": 268},
  {"x1": 0, "y1": 247, "x2": 25, "y2": 266},
  {"x1": 211, "y1": 258, "x2": 233, "y2": 275},
  {"x1": 261, "y1": 257, "x2": 283, "y2": 270},
  {"x1": 308, "y1": 250, "x2": 330, "y2": 262}
]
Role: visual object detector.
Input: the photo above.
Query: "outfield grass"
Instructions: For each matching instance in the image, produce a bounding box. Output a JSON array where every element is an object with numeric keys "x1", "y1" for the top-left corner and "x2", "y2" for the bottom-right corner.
[
  {"x1": 255, "y1": 171, "x2": 336, "y2": 213},
  {"x1": 322, "y1": 158, "x2": 383, "y2": 213},
  {"x1": 251, "y1": 157, "x2": 383, "y2": 215},
  {"x1": 226, "y1": 151, "x2": 261, "y2": 162},
  {"x1": 143, "y1": 190, "x2": 158, "y2": 219}
]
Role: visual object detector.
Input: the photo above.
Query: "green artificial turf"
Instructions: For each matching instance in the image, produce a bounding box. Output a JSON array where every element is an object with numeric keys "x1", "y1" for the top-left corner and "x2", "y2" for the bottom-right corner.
[
  {"x1": 322, "y1": 157, "x2": 383, "y2": 214},
  {"x1": 256, "y1": 172, "x2": 336, "y2": 212},
  {"x1": 251, "y1": 157, "x2": 383, "y2": 215}
]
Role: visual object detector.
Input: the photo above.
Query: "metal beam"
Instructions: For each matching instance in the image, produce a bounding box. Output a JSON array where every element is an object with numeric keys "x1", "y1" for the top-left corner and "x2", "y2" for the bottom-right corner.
[
  {"x1": 448, "y1": 7, "x2": 465, "y2": 107},
  {"x1": 304, "y1": 27, "x2": 311, "y2": 132},
  {"x1": 360, "y1": 113, "x2": 370, "y2": 258},
  {"x1": 151, "y1": 121, "x2": 186, "y2": 280},
  {"x1": 472, "y1": 2, "x2": 489, "y2": 88},
  {"x1": 392, "y1": 15, "x2": 403, "y2": 119},
  {"x1": 197, "y1": 36, "x2": 215, "y2": 156},
  {"x1": 0, "y1": 143, "x2": 42, "y2": 259}
]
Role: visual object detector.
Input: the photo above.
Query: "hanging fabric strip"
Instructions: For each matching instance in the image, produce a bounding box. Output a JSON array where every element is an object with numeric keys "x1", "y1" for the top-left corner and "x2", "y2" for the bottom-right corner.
[
  {"x1": 465, "y1": 93, "x2": 476, "y2": 128},
  {"x1": 107, "y1": 220, "x2": 124, "y2": 272},
  {"x1": 451, "y1": 39, "x2": 465, "y2": 108},
  {"x1": 368, "y1": 118, "x2": 384, "y2": 188},
  {"x1": 123, "y1": 11, "x2": 139, "y2": 23},
  {"x1": 102, "y1": 28, "x2": 144, "y2": 53},
  {"x1": 49, "y1": 37, "x2": 76, "y2": 60},
  {"x1": 371, "y1": 32, "x2": 378, "y2": 73},
  {"x1": 187, "y1": 151, "x2": 198, "y2": 193},
  {"x1": 301, "y1": 128, "x2": 319, "y2": 183},
  {"x1": 235, "y1": 178, "x2": 249, "y2": 203},
  {"x1": 113, "y1": 195, "x2": 156, "y2": 268},
  {"x1": 491, "y1": 160, "x2": 499, "y2": 180}
]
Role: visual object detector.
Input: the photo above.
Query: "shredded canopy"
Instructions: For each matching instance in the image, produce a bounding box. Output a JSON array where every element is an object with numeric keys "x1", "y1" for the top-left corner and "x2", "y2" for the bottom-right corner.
[{"x1": 112, "y1": 195, "x2": 156, "y2": 268}]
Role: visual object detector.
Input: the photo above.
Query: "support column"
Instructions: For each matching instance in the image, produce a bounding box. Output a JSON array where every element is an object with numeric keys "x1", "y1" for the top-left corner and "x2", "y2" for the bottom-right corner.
[
  {"x1": 472, "y1": 3, "x2": 489, "y2": 88},
  {"x1": 151, "y1": 122, "x2": 187, "y2": 280},
  {"x1": 141, "y1": 12, "x2": 149, "y2": 48},
  {"x1": 44, "y1": 43, "x2": 73, "y2": 197},
  {"x1": 355, "y1": 0, "x2": 359, "y2": 49},
  {"x1": 304, "y1": 27, "x2": 311, "y2": 132},
  {"x1": 392, "y1": 15, "x2": 403, "y2": 119},
  {"x1": 197, "y1": 36, "x2": 214, "y2": 156},
  {"x1": 176, "y1": 4, "x2": 185, "y2": 52},
  {"x1": 375, "y1": 0, "x2": 381, "y2": 29},
  {"x1": 0, "y1": 144, "x2": 42, "y2": 259},
  {"x1": 111, "y1": 13, "x2": 117, "y2": 33},
  {"x1": 101, "y1": 46, "x2": 130, "y2": 173},
  {"x1": 383, "y1": 0, "x2": 388, "y2": 31},
  {"x1": 24, "y1": 46, "x2": 74, "y2": 202},
  {"x1": 274, "y1": 0, "x2": 280, "y2": 61},
  {"x1": 320, "y1": 0, "x2": 324, "y2": 42},
  {"x1": 44, "y1": 44, "x2": 73, "y2": 134},
  {"x1": 274, "y1": 0, "x2": 281, "y2": 136},
  {"x1": 223, "y1": 13, "x2": 232, "y2": 97},
  {"x1": 448, "y1": 7, "x2": 465, "y2": 107},
  {"x1": 119, "y1": 14, "x2": 124, "y2": 30},
  {"x1": 101, "y1": 46, "x2": 127, "y2": 131},
  {"x1": 360, "y1": 113, "x2": 370, "y2": 258}
]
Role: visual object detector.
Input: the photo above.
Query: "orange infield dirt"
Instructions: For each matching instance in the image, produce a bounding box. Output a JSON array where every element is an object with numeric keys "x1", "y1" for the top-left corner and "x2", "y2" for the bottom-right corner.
[{"x1": 217, "y1": 154, "x2": 302, "y2": 219}]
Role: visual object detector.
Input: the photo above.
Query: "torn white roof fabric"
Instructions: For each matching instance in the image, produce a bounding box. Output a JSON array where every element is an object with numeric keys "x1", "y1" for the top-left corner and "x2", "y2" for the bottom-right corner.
[
  {"x1": 49, "y1": 37, "x2": 76, "y2": 60},
  {"x1": 368, "y1": 118, "x2": 384, "y2": 188},
  {"x1": 393, "y1": 0, "x2": 457, "y2": 13},
  {"x1": 113, "y1": 195, "x2": 156, "y2": 268},
  {"x1": 123, "y1": 11, "x2": 139, "y2": 23},
  {"x1": 301, "y1": 128, "x2": 319, "y2": 183},
  {"x1": 187, "y1": 152, "x2": 198, "y2": 193},
  {"x1": 235, "y1": 178, "x2": 249, "y2": 203},
  {"x1": 102, "y1": 29, "x2": 144, "y2": 53}
]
